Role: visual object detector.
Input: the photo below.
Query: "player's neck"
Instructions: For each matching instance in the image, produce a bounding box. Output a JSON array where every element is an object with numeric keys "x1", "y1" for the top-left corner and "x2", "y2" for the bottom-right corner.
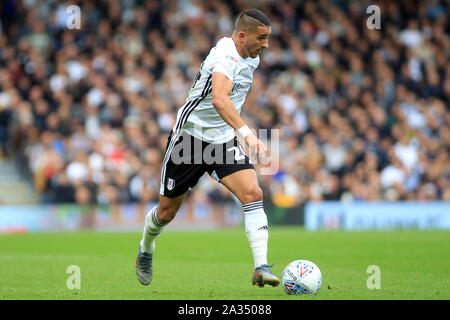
[{"x1": 231, "y1": 35, "x2": 248, "y2": 59}]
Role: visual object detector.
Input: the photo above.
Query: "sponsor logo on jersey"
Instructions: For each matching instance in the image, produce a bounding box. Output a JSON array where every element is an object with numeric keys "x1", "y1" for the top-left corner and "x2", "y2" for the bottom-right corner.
[{"x1": 231, "y1": 82, "x2": 251, "y2": 94}]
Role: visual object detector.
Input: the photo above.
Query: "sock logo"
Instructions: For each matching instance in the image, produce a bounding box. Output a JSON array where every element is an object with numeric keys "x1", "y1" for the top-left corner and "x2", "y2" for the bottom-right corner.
[{"x1": 258, "y1": 225, "x2": 268, "y2": 231}]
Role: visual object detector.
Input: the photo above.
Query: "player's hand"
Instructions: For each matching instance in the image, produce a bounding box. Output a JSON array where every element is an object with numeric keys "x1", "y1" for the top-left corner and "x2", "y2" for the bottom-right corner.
[{"x1": 244, "y1": 134, "x2": 269, "y2": 164}]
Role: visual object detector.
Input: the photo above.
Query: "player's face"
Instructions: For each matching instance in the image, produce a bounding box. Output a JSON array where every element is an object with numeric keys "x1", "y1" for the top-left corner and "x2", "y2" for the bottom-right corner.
[{"x1": 245, "y1": 26, "x2": 271, "y2": 58}]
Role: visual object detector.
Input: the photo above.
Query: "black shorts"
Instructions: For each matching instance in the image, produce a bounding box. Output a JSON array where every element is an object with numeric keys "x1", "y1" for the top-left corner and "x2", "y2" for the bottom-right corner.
[{"x1": 160, "y1": 130, "x2": 255, "y2": 197}]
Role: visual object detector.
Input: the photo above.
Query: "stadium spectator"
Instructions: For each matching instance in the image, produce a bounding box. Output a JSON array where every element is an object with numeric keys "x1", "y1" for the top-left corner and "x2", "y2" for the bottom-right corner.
[{"x1": 0, "y1": 0, "x2": 448, "y2": 205}]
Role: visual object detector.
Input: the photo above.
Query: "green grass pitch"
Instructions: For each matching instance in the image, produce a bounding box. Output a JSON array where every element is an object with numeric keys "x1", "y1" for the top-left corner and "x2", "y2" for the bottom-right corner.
[{"x1": 0, "y1": 227, "x2": 449, "y2": 300}]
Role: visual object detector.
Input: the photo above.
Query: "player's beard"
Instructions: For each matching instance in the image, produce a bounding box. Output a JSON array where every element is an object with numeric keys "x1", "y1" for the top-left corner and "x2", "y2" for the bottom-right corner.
[{"x1": 250, "y1": 47, "x2": 262, "y2": 58}]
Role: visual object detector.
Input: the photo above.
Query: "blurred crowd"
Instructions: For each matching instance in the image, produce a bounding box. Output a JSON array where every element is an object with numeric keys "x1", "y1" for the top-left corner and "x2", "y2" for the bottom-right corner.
[{"x1": 0, "y1": 0, "x2": 449, "y2": 207}]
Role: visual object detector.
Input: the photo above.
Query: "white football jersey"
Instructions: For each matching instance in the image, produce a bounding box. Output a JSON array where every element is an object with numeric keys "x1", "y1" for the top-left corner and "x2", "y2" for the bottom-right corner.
[{"x1": 172, "y1": 37, "x2": 259, "y2": 144}]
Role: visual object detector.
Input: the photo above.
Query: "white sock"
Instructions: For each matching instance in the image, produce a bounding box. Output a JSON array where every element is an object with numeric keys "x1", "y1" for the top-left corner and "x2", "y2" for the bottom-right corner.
[
  {"x1": 243, "y1": 200, "x2": 268, "y2": 269},
  {"x1": 140, "y1": 206, "x2": 166, "y2": 254}
]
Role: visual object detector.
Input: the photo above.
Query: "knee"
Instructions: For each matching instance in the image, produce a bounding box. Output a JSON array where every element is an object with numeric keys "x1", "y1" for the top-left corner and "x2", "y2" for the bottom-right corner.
[
  {"x1": 156, "y1": 206, "x2": 178, "y2": 225},
  {"x1": 242, "y1": 185, "x2": 263, "y2": 204}
]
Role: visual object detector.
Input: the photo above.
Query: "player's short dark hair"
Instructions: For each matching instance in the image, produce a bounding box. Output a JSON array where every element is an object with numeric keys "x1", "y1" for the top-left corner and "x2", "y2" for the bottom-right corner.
[{"x1": 234, "y1": 9, "x2": 271, "y2": 33}]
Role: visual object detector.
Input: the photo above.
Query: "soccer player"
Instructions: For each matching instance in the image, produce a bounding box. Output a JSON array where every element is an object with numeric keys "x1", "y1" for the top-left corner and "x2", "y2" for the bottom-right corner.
[{"x1": 136, "y1": 9, "x2": 279, "y2": 288}]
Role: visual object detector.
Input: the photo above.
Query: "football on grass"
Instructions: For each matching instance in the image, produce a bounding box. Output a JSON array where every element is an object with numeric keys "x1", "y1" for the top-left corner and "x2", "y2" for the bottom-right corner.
[{"x1": 281, "y1": 260, "x2": 322, "y2": 295}]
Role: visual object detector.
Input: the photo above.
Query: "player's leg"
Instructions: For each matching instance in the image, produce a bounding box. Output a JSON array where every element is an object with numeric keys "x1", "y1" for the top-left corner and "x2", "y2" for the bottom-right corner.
[
  {"x1": 140, "y1": 130, "x2": 196, "y2": 254},
  {"x1": 137, "y1": 131, "x2": 206, "y2": 285},
  {"x1": 140, "y1": 193, "x2": 186, "y2": 254},
  {"x1": 136, "y1": 193, "x2": 186, "y2": 286},
  {"x1": 219, "y1": 168, "x2": 279, "y2": 287},
  {"x1": 219, "y1": 169, "x2": 267, "y2": 268}
]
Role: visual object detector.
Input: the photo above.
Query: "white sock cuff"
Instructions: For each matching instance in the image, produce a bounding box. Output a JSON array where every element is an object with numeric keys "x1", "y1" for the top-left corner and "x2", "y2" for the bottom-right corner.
[
  {"x1": 146, "y1": 206, "x2": 167, "y2": 228},
  {"x1": 243, "y1": 200, "x2": 264, "y2": 214}
]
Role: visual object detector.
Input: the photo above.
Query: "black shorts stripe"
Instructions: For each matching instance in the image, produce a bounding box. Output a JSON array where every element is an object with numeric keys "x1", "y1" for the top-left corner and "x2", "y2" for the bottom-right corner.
[{"x1": 160, "y1": 130, "x2": 182, "y2": 194}]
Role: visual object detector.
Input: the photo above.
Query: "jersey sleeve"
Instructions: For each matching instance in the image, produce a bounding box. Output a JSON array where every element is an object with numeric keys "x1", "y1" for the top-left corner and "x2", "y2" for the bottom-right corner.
[{"x1": 210, "y1": 45, "x2": 239, "y2": 82}]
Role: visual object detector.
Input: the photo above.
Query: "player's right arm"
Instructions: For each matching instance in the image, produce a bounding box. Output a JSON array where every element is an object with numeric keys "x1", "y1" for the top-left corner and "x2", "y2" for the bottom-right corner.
[{"x1": 211, "y1": 71, "x2": 267, "y2": 161}]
